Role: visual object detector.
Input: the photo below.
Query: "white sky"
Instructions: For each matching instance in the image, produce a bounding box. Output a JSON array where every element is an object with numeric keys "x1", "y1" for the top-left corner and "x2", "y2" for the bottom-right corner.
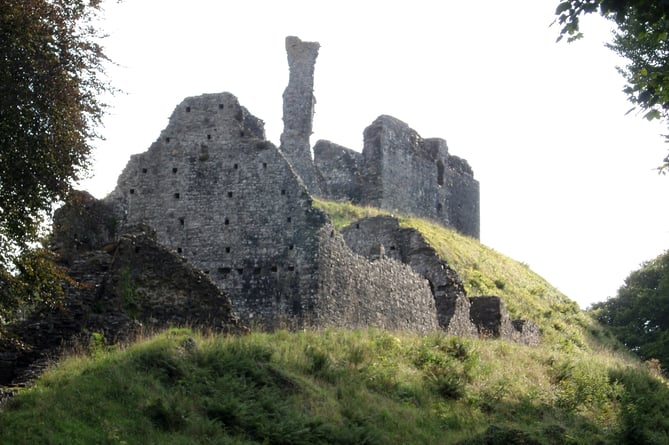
[{"x1": 81, "y1": 0, "x2": 669, "y2": 309}]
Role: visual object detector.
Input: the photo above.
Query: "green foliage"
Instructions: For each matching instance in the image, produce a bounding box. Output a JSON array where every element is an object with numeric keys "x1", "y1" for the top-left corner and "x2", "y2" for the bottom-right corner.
[
  {"x1": 0, "y1": 0, "x2": 112, "y2": 265},
  {"x1": 609, "y1": 366, "x2": 669, "y2": 444},
  {"x1": 590, "y1": 250, "x2": 669, "y2": 377},
  {"x1": 1, "y1": 328, "x2": 666, "y2": 444},
  {"x1": 554, "y1": 0, "x2": 669, "y2": 172},
  {"x1": 119, "y1": 268, "x2": 139, "y2": 319},
  {"x1": 0, "y1": 247, "x2": 69, "y2": 332}
]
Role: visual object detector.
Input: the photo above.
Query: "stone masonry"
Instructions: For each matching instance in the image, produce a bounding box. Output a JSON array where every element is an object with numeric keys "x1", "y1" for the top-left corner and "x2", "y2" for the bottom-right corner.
[
  {"x1": 45, "y1": 37, "x2": 532, "y2": 341},
  {"x1": 102, "y1": 91, "x2": 441, "y2": 332},
  {"x1": 280, "y1": 36, "x2": 323, "y2": 195},
  {"x1": 341, "y1": 215, "x2": 477, "y2": 337},
  {"x1": 2, "y1": 35, "x2": 539, "y2": 397}
]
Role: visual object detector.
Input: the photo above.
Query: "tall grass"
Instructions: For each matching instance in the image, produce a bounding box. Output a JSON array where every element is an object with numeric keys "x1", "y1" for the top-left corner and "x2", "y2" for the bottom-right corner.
[{"x1": 1, "y1": 328, "x2": 667, "y2": 444}]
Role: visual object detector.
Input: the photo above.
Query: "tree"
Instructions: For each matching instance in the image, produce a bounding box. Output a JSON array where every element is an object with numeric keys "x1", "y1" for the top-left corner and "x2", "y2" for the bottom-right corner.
[
  {"x1": 555, "y1": 0, "x2": 669, "y2": 172},
  {"x1": 590, "y1": 250, "x2": 669, "y2": 376},
  {"x1": 0, "y1": 0, "x2": 111, "y2": 265},
  {"x1": 0, "y1": 0, "x2": 112, "y2": 329}
]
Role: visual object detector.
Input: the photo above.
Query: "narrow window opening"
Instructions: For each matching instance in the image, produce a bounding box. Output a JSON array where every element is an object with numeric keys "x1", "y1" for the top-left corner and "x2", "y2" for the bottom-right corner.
[
  {"x1": 437, "y1": 203, "x2": 443, "y2": 213},
  {"x1": 225, "y1": 246, "x2": 231, "y2": 253},
  {"x1": 271, "y1": 265, "x2": 277, "y2": 272},
  {"x1": 262, "y1": 162, "x2": 267, "y2": 169},
  {"x1": 204, "y1": 270, "x2": 210, "y2": 275},
  {"x1": 179, "y1": 217, "x2": 185, "y2": 226},
  {"x1": 172, "y1": 167, "x2": 178, "y2": 173},
  {"x1": 185, "y1": 106, "x2": 191, "y2": 112},
  {"x1": 253, "y1": 267, "x2": 261, "y2": 275},
  {"x1": 330, "y1": 230, "x2": 335, "y2": 237},
  {"x1": 236, "y1": 268, "x2": 244, "y2": 275},
  {"x1": 207, "y1": 134, "x2": 211, "y2": 140},
  {"x1": 437, "y1": 160, "x2": 445, "y2": 186},
  {"x1": 177, "y1": 247, "x2": 183, "y2": 254},
  {"x1": 224, "y1": 218, "x2": 229, "y2": 225},
  {"x1": 227, "y1": 191, "x2": 233, "y2": 198},
  {"x1": 165, "y1": 137, "x2": 171, "y2": 143},
  {"x1": 355, "y1": 223, "x2": 360, "y2": 229},
  {"x1": 287, "y1": 217, "x2": 292, "y2": 223},
  {"x1": 142, "y1": 168, "x2": 147, "y2": 174},
  {"x1": 281, "y1": 189, "x2": 286, "y2": 195},
  {"x1": 289, "y1": 245, "x2": 294, "y2": 250},
  {"x1": 134, "y1": 246, "x2": 140, "y2": 254},
  {"x1": 233, "y1": 163, "x2": 238, "y2": 170},
  {"x1": 240, "y1": 130, "x2": 245, "y2": 137},
  {"x1": 390, "y1": 246, "x2": 396, "y2": 251},
  {"x1": 287, "y1": 265, "x2": 295, "y2": 272},
  {"x1": 129, "y1": 189, "x2": 135, "y2": 195},
  {"x1": 218, "y1": 103, "x2": 224, "y2": 110},
  {"x1": 219, "y1": 267, "x2": 231, "y2": 275},
  {"x1": 174, "y1": 193, "x2": 180, "y2": 199}
]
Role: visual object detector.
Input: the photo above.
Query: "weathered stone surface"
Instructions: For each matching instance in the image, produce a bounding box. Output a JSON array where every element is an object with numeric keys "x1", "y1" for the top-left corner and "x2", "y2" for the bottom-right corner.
[
  {"x1": 469, "y1": 296, "x2": 540, "y2": 345},
  {"x1": 341, "y1": 215, "x2": 477, "y2": 337},
  {"x1": 359, "y1": 116, "x2": 478, "y2": 238},
  {"x1": 0, "y1": 226, "x2": 241, "y2": 388},
  {"x1": 105, "y1": 92, "x2": 328, "y2": 329},
  {"x1": 317, "y1": 224, "x2": 439, "y2": 332},
  {"x1": 313, "y1": 140, "x2": 362, "y2": 201},
  {"x1": 280, "y1": 36, "x2": 323, "y2": 195},
  {"x1": 51, "y1": 190, "x2": 118, "y2": 262}
]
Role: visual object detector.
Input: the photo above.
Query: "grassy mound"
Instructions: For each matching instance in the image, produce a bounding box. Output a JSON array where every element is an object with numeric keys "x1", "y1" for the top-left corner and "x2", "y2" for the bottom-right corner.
[
  {"x1": 1, "y1": 200, "x2": 667, "y2": 444},
  {"x1": 0, "y1": 328, "x2": 667, "y2": 444}
]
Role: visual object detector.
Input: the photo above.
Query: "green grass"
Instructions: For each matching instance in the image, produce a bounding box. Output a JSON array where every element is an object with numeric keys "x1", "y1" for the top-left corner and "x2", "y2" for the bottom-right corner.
[
  {"x1": 1, "y1": 199, "x2": 668, "y2": 444},
  {"x1": 1, "y1": 328, "x2": 667, "y2": 444}
]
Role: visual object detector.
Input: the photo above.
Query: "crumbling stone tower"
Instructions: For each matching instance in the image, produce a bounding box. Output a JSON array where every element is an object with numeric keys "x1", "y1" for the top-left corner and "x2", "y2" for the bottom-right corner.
[{"x1": 280, "y1": 36, "x2": 323, "y2": 195}]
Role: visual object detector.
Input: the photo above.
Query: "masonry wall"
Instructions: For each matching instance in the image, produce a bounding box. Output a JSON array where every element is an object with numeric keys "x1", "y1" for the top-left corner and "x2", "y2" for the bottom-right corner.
[
  {"x1": 340, "y1": 215, "x2": 477, "y2": 336},
  {"x1": 316, "y1": 224, "x2": 439, "y2": 332},
  {"x1": 106, "y1": 92, "x2": 328, "y2": 329},
  {"x1": 314, "y1": 115, "x2": 480, "y2": 239},
  {"x1": 313, "y1": 140, "x2": 362, "y2": 201}
]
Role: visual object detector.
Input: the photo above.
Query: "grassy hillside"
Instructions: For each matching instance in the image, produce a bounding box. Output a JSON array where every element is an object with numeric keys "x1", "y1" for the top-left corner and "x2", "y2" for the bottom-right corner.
[{"x1": 0, "y1": 200, "x2": 667, "y2": 444}]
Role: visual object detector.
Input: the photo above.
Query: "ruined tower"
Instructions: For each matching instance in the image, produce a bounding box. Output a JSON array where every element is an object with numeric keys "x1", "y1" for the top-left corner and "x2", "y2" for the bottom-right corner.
[{"x1": 280, "y1": 36, "x2": 322, "y2": 195}]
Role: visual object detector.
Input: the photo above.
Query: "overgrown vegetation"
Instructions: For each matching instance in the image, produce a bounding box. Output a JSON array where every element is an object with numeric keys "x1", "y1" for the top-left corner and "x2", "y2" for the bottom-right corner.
[
  {"x1": 590, "y1": 250, "x2": 669, "y2": 377},
  {"x1": 0, "y1": 328, "x2": 667, "y2": 444},
  {"x1": 1, "y1": 200, "x2": 667, "y2": 443}
]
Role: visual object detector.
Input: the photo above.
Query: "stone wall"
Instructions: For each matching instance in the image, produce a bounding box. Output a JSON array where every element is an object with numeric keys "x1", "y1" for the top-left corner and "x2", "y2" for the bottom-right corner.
[
  {"x1": 102, "y1": 91, "x2": 448, "y2": 333},
  {"x1": 106, "y1": 92, "x2": 328, "y2": 329},
  {"x1": 313, "y1": 140, "x2": 362, "y2": 201},
  {"x1": 340, "y1": 215, "x2": 477, "y2": 336},
  {"x1": 313, "y1": 115, "x2": 480, "y2": 238},
  {"x1": 316, "y1": 224, "x2": 439, "y2": 332}
]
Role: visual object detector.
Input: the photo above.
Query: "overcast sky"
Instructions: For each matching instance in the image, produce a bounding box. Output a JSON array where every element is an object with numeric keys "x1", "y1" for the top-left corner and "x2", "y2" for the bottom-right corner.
[{"x1": 81, "y1": 0, "x2": 669, "y2": 308}]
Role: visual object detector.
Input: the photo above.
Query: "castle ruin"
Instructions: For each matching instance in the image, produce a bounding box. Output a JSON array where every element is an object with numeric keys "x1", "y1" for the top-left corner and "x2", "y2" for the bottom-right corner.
[{"x1": 51, "y1": 37, "x2": 533, "y2": 341}]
